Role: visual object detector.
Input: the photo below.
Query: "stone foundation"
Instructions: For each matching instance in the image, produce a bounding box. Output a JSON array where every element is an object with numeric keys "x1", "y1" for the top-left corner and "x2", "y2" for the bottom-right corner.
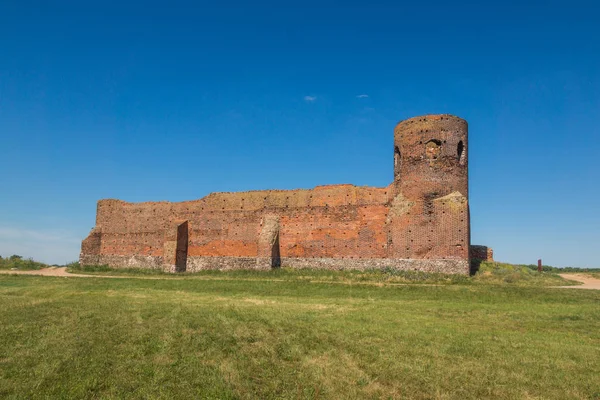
[
  {"x1": 80, "y1": 254, "x2": 469, "y2": 275},
  {"x1": 278, "y1": 257, "x2": 469, "y2": 274},
  {"x1": 79, "y1": 254, "x2": 164, "y2": 270}
]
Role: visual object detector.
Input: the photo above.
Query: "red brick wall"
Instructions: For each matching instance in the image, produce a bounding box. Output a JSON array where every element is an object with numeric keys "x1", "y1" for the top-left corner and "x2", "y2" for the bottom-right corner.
[{"x1": 91, "y1": 184, "x2": 392, "y2": 260}]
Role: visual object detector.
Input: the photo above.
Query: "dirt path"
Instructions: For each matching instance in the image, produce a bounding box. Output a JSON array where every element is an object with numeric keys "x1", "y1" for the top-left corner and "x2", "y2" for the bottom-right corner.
[
  {"x1": 0, "y1": 267, "x2": 124, "y2": 278},
  {"x1": 557, "y1": 273, "x2": 600, "y2": 290}
]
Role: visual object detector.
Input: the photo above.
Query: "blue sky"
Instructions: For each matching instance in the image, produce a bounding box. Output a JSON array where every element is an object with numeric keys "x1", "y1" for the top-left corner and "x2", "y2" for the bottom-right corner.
[{"x1": 0, "y1": 0, "x2": 598, "y2": 267}]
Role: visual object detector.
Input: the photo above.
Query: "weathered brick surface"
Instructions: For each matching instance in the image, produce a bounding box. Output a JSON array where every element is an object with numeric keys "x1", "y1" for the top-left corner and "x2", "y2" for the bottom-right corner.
[
  {"x1": 470, "y1": 245, "x2": 494, "y2": 261},
  {"x1": 81, "y1": 114, "x2": 473, "y2": 274}
]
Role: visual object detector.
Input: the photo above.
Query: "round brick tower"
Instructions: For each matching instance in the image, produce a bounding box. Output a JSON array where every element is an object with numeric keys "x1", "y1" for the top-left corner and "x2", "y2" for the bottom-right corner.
[{"x1": 393, "y1": 114, "x2": 468, "y2": 200}]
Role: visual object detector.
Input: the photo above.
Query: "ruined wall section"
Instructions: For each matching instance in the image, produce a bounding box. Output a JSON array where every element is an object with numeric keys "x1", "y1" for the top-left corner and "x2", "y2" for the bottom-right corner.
[
  {"x1": 470, "y1": 245, "x2": 493, "y2": 261},
  {"x1": 80, "y1": 114, "x2": 472, "y2": 274},
  {"x1": 81, "y1": 184, "x2": 398, "y2": 270},
  {"x1": 80, "y1": 227, "x2": 102, "y2": 265},
  {"x1": 393, "y1": 115, "x2": 468, "y2": 199}
]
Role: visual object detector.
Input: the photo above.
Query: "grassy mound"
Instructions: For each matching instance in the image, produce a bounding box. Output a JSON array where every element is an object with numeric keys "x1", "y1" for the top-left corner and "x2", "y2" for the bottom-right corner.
[{"x1": 473, "y1": 261, "x2": 574, "y2": 286}]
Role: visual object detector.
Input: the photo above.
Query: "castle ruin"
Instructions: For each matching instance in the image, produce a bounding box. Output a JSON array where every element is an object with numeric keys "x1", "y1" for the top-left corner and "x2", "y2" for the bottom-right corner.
[{"x1": 81, "y1": 114, "x2": 479, "y2": 274}]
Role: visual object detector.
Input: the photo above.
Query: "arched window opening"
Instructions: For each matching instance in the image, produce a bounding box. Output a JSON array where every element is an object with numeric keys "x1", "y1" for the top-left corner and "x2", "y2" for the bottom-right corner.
[
  {"x1": 425, "y1": 139, "x2": 442, "y2": 160},
  {"x1": 457, "y1": 140, "x2": 465, "y2": 165}
]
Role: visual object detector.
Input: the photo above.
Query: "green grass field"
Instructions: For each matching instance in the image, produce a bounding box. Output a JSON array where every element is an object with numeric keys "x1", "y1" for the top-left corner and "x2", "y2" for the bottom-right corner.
[{"x1": 1, "y1": 269, "x2": 599, "y2": 399}]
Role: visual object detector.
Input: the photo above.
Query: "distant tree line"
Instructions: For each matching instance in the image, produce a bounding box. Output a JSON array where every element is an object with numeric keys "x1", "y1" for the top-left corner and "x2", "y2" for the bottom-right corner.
[{"x1": 522, "y1": 264, "x2": 596, "y2": 273}]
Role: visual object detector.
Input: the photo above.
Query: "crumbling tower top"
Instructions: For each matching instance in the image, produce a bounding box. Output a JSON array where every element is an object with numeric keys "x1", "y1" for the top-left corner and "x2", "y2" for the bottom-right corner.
[{"x1": 393, "y1": 114, "x2": 468, "y2": 200}]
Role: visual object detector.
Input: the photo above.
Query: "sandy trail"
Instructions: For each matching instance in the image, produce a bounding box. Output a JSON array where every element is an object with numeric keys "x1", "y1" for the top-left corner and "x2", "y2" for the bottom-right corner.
[
  {"x1": 557, "y1": 273, "x2": 600, "y2": 290},
  {"x1": 0, "y1": 268, "x2": 134, "y2": 279}
]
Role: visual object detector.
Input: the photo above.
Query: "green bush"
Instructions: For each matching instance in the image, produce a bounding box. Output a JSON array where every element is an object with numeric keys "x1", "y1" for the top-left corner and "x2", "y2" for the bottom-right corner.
[{"x1": 0, "y1": 255, "x2": 47, "y2": 270}]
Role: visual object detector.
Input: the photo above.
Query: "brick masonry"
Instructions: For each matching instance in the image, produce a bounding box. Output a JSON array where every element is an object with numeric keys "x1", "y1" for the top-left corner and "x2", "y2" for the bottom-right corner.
[
  {"x1": 81, "y1": 114, "x2": 484, "y2": 274},
  {"x1": 470, "y1": 245, "x2": 494, "y2": 262}
]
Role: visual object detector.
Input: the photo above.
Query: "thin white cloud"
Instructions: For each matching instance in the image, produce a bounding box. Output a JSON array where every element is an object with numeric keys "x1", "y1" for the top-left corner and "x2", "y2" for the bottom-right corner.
[
  {"x1": 356, "y1": 94, "x2": 369, "y2": 98},
  {"x1": 0, "y1": 227, "x2": 81, "y2": 265},
  {"x1": 304, "y1": 95, "x2": 317, "y2": 102}
]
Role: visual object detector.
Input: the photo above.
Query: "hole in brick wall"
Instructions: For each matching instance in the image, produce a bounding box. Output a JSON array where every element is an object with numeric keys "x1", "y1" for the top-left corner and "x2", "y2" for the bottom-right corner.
[
  {"x1": 394, "y1": 146, "x2": 401, "y2": 174},
  {"x1": 457, "y1": 140, "x2": 465, "y2": 164},
  {"x1": 425, "y1": 139, "x2": 442, "y2": 160}
]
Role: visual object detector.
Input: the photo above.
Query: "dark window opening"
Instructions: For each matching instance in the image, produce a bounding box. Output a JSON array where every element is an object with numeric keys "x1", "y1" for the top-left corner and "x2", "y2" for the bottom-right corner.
[
  {"x1": 425, "y1": 139, "x2": 442, "y2": 160},
  {"x1": 457, "y1": 140, "x2": 465, "y2": 165},
  {"x1": 175, "y1": 221, "x2": 188, "y2": 273},
  {"x1": 394, "y1": 146, "x2": 401, "y2": 176}
]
